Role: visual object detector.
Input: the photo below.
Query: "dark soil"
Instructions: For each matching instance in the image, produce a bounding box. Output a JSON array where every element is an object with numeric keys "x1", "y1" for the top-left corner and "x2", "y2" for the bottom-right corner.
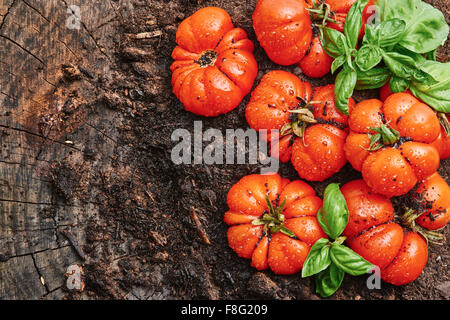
[{"x1": 52, "y1": 0, "x2": 449, "y2": 300}]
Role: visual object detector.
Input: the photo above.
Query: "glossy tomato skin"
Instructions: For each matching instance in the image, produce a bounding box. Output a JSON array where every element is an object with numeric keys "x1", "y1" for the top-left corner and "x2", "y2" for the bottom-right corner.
[
  {"x1": 341, "y1": 180, "x2": 394, "y2": 239},
  {"x1": 298, "y1": 35, "x2": 333, "y2": 78},
  {"x1": 311, "y1": 84, "x2": 355, "y2": 129},
  {"x1": 291, "y1": 124, "x2": 347, "y2": 181},
  {"x1": 291, "y1": 85, "x2": 353, "y2": 181},
  {"x1": 171, "y1": 7, "x2": 257, "y2": 117},
  {"x1": 414, "y1": 173, "x2": 450, "y2": 230},
  {"x1": 342, "y1": 180, "x2": 428, "y2": 285},
  {"x1": 345, "y1": 94, "x2": 441, "y2": 197},
  {"x1": 381, "y1": 232, "x2": 428, "y2": 286},
  {"x1": 224, "y1": 174, "x2": 326, "y2": 275},
  {"x1": 253, "y1": 0, "x2": 312, "y2": 66},
  {"x1": 379, "y1": 81, "x2": 414, "y2": 102},
  {"x1": 430, "y1": 125, "x2": 450, "y2": 160},
  {"x1": 245, "y1": 70, "x2": 312, "y2": 163},
  {"x1": 348, "y1": 222, "x2": 404, "y2": 270}
]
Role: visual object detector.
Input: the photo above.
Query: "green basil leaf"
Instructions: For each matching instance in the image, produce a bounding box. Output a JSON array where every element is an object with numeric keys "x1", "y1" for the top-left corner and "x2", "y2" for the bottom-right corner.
[
  {"x1": 331, "y1": 55, "x2": 346, "y2": 74},
  {"x1": 378, "y1": 0, "x2": 449, "y2": 53},
  {"x1": 335, "y1": 65, "x2": 357, "y2": 115},
  {"x1": 389, "y1": 76, "x2": 409, "y2": 93},
  {"x1": 302, "y1": 238, "x2": 331, "y2": 278},
  {"x1": 355, "y1": 45, "x2": 382, "y2": 72},
  {"x1": 392, "y1": 46, "x2": 438, "y2": 85},
  {"x1": 410, "y1": 61, "x2": 450, "y2": 113},
  {"x1": 362, "y1": 23, "x2": 379, "y2": 46},
  {"x1": 344, "y1": 0, "x2": 369, "y2": 49},
  {"x1": 382, "y1": 51, "x2": 419, "y2": 81},
  {"x1": 323, "y1": 28, "x2": 348, "y2": 58},
  {"x1": 317, "y1": 208, "x2": 331, "y2": 238},
  {"x1": 378, "y1": 19, "x2": 406, "y2": 47},
  {"x1": 322, "y1": 183, "x2": 349, "y2": 239},
  {"x1": 315, "y1": 263, "x2": 345, "y2": 298},
  {"x1": 330, "y1": 243, "x2": 374, "y2": 276},
  {"x1": 355, "y1": 66, "x2": 390, "y2": 90}
]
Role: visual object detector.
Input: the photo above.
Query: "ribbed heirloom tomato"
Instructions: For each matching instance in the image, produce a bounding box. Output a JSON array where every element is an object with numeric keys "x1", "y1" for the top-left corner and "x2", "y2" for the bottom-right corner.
[
  {"x1": 379, "y1": 84, "x2": 450, "y2": 160},
  {"x1": 341, "y1": 180, "x2": 428, "y2": 286},
  {"x1": 403, "y1": 172, "x2": 450, "y2": 231},
  {"x1": 224, "y1": 173, "x2": 327, "y2": 274},
  {"x1": 171, "y1": 7, "x2": 258, "y2": 117},
  {"x1": 344, "y1": 93, "x2": 441, "y2": 197},
  {"x1": 253, "y1": 0, "x2": 373, "y2": 77},
  {"x1": 245, "y1": 70, "x2": 312, "y2": 163},
  {"x1": 245, "y1": 70, "x2": 355, "y2": 181},
  {"x1": 252, "y1": 0, "x2": 312, "y2": 66}
]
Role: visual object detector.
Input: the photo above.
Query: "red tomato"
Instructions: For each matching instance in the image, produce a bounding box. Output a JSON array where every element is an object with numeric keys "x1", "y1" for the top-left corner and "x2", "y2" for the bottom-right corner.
[
  {"x1": 381, "y1": 232, "x2": 428, "y2": 286},
  {"x1": 171, "y1": 7, "x2": 258, "y2": 117},
  {"x1": 341, "y1": 180, "x2": 428, "y2": 285},
  {"x1": 344, "y1": 94, "x2": 441, "y2": 197},
  {"x1": 224, "y1": 174, "x2": 326, "y2": 274},
  {"x1": 412, "y1": 173, "x2": 450, "y2": 231},
  {"x1": 246, "y1": 74, "x2": 353, "y2": 181},
  {"x1": 298, "y1": 34, "x2": 333, "y2": 78},
  {"x1": 245, "y1": 70, "x2": 312, "y2": 163},
  {"x1": 430, "y1": 126, "x2": 450, "y2": 160},
  {"x1": 253, "y1": 0, "x2": 312, "y2": 66}
]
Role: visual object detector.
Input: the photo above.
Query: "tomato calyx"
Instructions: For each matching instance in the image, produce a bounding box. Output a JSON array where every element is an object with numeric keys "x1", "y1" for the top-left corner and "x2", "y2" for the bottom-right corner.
[
  {"x1": 365, "y1": 124, "x2": 401, "y2": 151},
  {"x1": 195, "y1": 50, "x2": 218, "y2": 67},
  {"x1": 307, "y1": 0, "x2": 340, "y2": 28},
  {"x1": 251, "y1": 196, "x2": 297, "y2": 238},
  {"x1": 401, "y1": 208, "x2": 445, "y2": 244},
  {"x1": 281, "y1": 97, "x2": 320, "y2": 142}
]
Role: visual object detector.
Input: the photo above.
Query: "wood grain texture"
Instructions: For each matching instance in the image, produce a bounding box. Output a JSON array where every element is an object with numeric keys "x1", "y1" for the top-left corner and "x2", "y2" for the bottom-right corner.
[{"x1": 0, "y1": 0, "x2": 119, "y2": 299}]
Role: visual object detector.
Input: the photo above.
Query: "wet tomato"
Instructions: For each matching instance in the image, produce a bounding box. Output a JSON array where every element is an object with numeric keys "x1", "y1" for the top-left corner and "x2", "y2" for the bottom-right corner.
[
  {"x1": 405, "y1": 172, "x2": 450, "y2": 231},
  {"x1": 344, "y1": 93, "x2": 441, "y2": 197},
  {"x1": 224, "y1": 173, "x2": 326, "y2": 274},
  {"x1": 254, "y1": 0, "x2": 373, "y2": 77},
  {"x1": 341, "y1": 180, "x2": 428, "y2": 285},
  {"x1": 246, "y1": 73, "x2": 354, "y2": 181},
  {"x1": 253, "y1": 0, "x2": 312, "y2": 66},
  {"x1": 245, "y1": 70, "x2": 312, "y2": 163},
  {"x1": 298, "y1": 33, "x2": 333, "y2": 78},
  {"x1": 171, "y1": 7, "x2": 258, "y2": 117},
  {"x1": 290, "y1": 84, "x2": 355, "y2": 181}
]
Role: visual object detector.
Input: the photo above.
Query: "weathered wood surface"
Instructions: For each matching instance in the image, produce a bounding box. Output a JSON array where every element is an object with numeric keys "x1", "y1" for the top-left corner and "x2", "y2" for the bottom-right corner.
[{"x1": 0, "y1": 0, "x2": 120, "y2": 299}]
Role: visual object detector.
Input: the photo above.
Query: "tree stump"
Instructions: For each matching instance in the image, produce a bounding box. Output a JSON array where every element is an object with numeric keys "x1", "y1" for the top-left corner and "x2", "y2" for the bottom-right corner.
[{"x1": 0, "y1": 0, "x2": 120, "y2": 299}]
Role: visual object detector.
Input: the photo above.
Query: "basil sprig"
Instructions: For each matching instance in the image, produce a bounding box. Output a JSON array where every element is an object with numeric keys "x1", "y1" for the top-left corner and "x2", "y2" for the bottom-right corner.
[
  {"x1": 302, "y1": 183, "x2": 374, "y2": 298},
  {"x1": 324, "y1": 0, "x2": 449, "y2": 114}
]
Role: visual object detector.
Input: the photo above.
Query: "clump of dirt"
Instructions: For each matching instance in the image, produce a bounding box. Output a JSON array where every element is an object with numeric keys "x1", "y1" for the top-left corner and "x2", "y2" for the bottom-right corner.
[{"x1": 50, "y1": 0, "x2": 449, "y2": 300}]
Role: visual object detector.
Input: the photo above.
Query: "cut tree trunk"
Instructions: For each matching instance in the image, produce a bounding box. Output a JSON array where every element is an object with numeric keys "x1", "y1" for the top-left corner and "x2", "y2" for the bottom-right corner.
[{"x1": 0, "y1": 0, "x2": 120, "y2": 299}]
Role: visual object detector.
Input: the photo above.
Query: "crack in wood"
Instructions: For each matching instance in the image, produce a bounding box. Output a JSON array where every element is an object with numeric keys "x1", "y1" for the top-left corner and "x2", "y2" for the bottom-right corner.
[
  {"x1": 0, "y1": 0, "x2": 17, "y2": 31},
  {"x1": 31, "y1": 253, "x2": 51, "y2": 293},
  {"x1": 1, "y1": 245, "x2": 71, "y2": 261},
  {"x1": 21, "y1": 0, "x2": 80, "y2": 60},
  {"x1": 0, "y1": 34, "x2": 45, "y2": 65},
  {"x1": 0, "y1": 124, "x2": 82, "y2": 151},
  {"x1": 60, "y1": 0, "x2": 114, "y2": 63}
]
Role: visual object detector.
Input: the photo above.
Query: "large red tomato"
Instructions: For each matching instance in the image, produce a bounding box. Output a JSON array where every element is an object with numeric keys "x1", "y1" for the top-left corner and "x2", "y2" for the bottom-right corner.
[
  {"x1": 341, "y1": 180, "x2": 428, "y2": 286},
  {"x1": 171, "y1": 7, "x2": 258, "y2": 117},
  {"x1": 253, "y1": 0, "x2": 313, "y2": 66},
  {"x1": 224, "y1": 173, "x2": 326, "y2": 274},
  {"x1": 344, "y1": 93, "x2": 441, "y2": 197}
]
